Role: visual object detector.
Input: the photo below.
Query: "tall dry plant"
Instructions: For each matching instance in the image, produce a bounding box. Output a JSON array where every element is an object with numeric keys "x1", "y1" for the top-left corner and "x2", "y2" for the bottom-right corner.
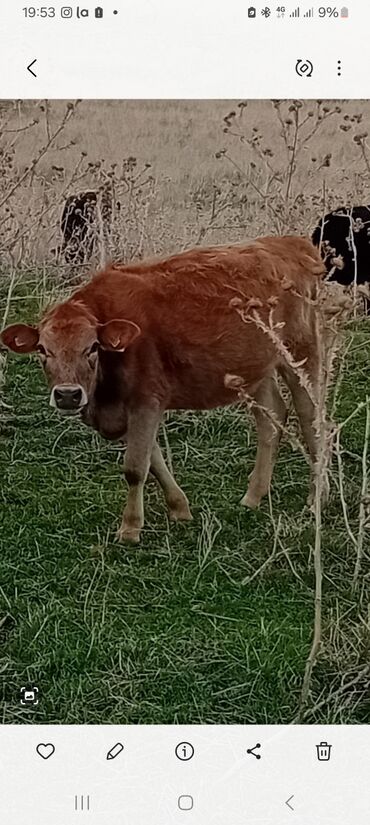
[
  {"x1": 193, "y1": 100, "x2": 370, "y2": 242},
  {"x1": 226, "y1": 278, "x2": 364, "y2": 711},
  {"x1": 0, "y1": 102, "x2": 157, "y2": 279}
]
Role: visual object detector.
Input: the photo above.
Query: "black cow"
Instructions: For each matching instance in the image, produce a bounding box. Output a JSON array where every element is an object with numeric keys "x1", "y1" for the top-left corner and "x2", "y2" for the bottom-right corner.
[
  {"x1": 312, "y1": 206, "x2": 370, "y2": 313},
  {"x1": 59, "y1": 188, "x2": 116, "y2": 264}
]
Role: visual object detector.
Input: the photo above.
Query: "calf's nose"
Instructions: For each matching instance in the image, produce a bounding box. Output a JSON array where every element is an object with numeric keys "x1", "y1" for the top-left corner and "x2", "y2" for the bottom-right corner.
[{"x1": 52, "y1": 384, "x2": 83, "y2": 410}]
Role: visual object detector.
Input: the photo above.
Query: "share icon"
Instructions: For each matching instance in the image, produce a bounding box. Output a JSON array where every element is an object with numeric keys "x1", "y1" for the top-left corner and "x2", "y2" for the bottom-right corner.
[{"x1": 246, "y1": 743, "x2": 262, "y2": 759}]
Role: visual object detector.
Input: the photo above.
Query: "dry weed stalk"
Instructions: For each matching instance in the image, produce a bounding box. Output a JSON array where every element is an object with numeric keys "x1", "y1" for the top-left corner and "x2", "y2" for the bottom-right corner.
[
  {"x1": 0, "y1": 103, "x2": 157, "y2": 273},
  {"x1": 95, "y1": 195, "x2": 108, "y2": 269},
  {"x1": 352, "y1": 398, "x2": 370, "y2": 592},
  {"x1": 0, "y1": 262, "x2": 17, "y2": 411},
  {"x1": 299, "y1": 288, "x2": 337, "y2": 709},
  {"x1": 347, "y1": 206, "x2": 358, "y2": 314},
  {"x1": 241, "y1": 504, "x2": 283, "y2": 586},
  {"x1": 217, "y1": 100, "x2": 343, "y2": 235},
  {"x1": 228, "y1": 279, "x2": 356, "y2": 710},
  {"x1": 212, "y1": 100, "x2": 370, "y2": 244},
  {"x1": 0, "y1": 102, "x2": 78, "y2": 209}
]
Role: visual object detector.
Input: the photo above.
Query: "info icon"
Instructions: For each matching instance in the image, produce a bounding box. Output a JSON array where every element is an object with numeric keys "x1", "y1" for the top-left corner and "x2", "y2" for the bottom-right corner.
[{"x1": 175, "y1": 742, "x2": 195, "y2": 761}]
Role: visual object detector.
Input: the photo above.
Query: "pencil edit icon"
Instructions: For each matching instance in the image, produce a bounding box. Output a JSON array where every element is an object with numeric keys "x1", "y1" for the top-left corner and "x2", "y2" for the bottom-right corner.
[{"x1": 106, "y1": 742, "x2": 124, "y2": 761}]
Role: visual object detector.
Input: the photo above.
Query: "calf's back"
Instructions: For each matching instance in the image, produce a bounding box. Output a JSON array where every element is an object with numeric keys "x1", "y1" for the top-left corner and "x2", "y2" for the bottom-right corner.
[{"x1": 74, "y1": 235, "x2": 323, "y2": 412}]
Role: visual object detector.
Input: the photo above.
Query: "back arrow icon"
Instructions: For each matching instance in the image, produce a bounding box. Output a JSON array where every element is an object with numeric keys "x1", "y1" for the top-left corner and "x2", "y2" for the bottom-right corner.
[
  {"x1": 27, "y1": 59, "x2": 37, "y2": 77},
  {"x1": 285, "y1": 795, "x2": 295, "y2": 811}
]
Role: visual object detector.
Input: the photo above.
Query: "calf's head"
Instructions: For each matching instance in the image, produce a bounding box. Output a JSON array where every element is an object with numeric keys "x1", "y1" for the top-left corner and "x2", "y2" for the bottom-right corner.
[{"x1": 1, "y1": 304, "x2": 140, "y2": 415}]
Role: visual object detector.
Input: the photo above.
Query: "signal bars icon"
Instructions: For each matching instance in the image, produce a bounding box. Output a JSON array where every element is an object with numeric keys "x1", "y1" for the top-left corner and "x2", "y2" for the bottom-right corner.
[{"x1": 289, "y1": 5, "x2": 318, "y2": 16}]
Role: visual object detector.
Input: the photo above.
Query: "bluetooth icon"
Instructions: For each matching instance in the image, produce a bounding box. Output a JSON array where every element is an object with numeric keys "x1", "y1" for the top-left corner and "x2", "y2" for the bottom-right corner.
[{"x1": 261, "y1": 6, "x2": 271, "y2": 15}]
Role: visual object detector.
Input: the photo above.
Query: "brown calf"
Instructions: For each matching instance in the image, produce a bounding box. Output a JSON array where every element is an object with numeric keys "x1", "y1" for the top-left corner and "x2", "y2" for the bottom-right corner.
[{"x1": 1, "y1": 236, "x2": 324, "y2": 543}]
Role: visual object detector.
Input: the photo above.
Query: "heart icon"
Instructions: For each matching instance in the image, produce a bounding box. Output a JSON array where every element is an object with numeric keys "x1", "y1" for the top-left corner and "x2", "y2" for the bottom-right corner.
[{"x1": 36, "y1": 743, "x2": 55, "y2": 760}]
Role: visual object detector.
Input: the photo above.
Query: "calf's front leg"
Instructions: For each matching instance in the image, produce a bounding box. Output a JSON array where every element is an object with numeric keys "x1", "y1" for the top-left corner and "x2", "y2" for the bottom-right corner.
[
  {"x1": 150, "y1": 440, "x2": 192, "y2": 523},
  {"x1": 117, "y1": 405, "x2": 162, "y2": 544}
]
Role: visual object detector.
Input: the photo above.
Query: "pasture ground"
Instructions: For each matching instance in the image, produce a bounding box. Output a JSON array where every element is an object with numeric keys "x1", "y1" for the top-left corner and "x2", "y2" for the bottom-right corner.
[{"x1": 0, "y1": 281, "x2": 369, "y2": 724}]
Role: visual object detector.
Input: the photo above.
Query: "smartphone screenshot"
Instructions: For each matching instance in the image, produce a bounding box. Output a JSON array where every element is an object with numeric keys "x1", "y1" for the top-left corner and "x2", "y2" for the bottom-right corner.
[{"x1": 0, "y1": 1, "x2": 369, "y2": 822}]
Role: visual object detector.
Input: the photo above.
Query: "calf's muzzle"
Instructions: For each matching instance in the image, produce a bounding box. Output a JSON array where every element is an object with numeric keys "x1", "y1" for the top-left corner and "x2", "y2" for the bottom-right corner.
[{"x1": 51, "y1": 384, "x2": 87, "y2": 412}]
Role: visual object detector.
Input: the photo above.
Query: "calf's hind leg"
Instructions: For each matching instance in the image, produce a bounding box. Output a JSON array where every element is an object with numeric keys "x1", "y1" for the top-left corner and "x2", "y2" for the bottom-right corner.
[
  {"x1": 242, "y1": 376, "x2": 288, "y2": 509},
  {"x1": 279, "y1": 363, "x2": 329, "y2": 506},
  {"x1": 279, "y1": 365, "x2": 317, "y2": 463}
]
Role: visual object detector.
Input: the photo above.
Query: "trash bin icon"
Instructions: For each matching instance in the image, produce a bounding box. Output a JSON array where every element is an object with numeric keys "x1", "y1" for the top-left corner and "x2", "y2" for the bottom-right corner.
[{"x1": 316, "y1": 742, "x2": 332, "y2": 761}]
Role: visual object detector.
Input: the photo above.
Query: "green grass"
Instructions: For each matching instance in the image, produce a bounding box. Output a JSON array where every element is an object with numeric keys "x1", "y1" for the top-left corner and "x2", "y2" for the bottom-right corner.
[{"x1": 1, "y1": 283, "x2": 370, "y2": 724}]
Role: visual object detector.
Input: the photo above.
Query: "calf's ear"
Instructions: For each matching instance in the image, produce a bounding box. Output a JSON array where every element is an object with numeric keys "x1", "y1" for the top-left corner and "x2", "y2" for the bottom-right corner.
[
  {"x1": 0, "y1": 323, "x2": 39, "y2": 353},
  {"x1": 98, "y1": 319, "x2": 141, "y2": 352}
]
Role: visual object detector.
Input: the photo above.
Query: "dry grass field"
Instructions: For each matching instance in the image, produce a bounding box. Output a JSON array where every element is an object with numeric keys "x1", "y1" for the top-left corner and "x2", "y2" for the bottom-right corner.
[{"x1": 0, "y1": 99, "x2": 369, "y2": 724}]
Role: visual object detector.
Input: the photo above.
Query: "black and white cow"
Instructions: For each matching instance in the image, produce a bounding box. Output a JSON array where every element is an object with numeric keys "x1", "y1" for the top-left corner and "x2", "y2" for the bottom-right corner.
[{"x1": 312, "y1": 206, "x2": 370, "y2": 313}]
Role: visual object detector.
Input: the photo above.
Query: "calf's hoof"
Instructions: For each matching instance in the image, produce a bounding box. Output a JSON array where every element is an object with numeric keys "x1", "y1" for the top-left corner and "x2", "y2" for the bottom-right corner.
[
  {"x1": 240, "y1": 490, "x2": 263, "y2": 509},
  {"x1": 168, "y1": 500, "x2": 193, "y2": 523},
  {"x1": 116, "y1": 525, "x2": 141, "y2": 544}
]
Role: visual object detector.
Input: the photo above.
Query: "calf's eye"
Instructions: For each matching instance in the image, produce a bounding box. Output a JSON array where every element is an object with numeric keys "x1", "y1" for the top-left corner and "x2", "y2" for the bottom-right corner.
[
  {"x1": 87, "y1": 341, "x2": 99, "y2": 366},
  {"x1": 37, "y1": 344, "x2": 47, "y2": 360}
]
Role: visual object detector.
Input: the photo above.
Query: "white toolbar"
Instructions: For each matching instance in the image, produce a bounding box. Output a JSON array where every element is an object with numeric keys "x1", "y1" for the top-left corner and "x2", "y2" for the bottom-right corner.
[{"x1": 1, "y1": 725, "x2": 369, "y2": 823}]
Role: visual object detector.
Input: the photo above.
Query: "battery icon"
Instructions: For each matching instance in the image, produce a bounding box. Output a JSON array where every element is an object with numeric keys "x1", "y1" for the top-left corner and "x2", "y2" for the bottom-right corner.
[
  {"x1": 95, "y1": 6, "x2": 104, "y2": 16},
  {"x1": 340, "y1": 6, "x2": 349, "y2": 16}
]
